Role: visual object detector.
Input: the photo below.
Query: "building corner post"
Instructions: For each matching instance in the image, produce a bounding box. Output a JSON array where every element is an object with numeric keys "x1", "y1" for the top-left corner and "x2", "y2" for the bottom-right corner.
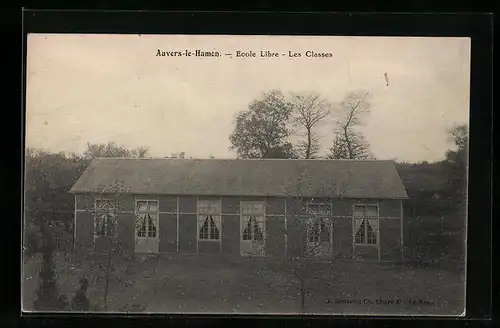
[
  {"x1": 73, "y1": 194, "x2": 77, "y2": 251},
  {"x1": 400, "y1": 199, "x2": 404, "y2": 262},
  {"x1": 176, "y1": 196, "x2": 180, "y2": 253}
]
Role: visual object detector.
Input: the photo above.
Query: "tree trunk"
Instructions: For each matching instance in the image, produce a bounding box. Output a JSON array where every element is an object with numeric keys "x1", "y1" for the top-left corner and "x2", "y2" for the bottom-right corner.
[
  {"x1": 103, "y1": 248, "x2": 112, "y2": 309},
  {"x1": 344, "y1": 127, "x2": 353, "y2": 159},
  {"x1": 300, "y1": 277, "x2": 306, "y2": 313},
  {"x1": 306, "y1": 128, "x2": 312, "y2": 159}
]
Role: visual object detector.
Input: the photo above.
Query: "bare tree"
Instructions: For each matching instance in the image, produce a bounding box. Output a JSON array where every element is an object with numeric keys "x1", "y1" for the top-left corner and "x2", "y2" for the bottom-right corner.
[
  {"x1": 327, "y1": 91, "x2": 373, "y2": 160},
  {"x1": 83, "y1": 181, "x2": 138, "y2": 310},
  {"x1": 282, "y1": 165, "x2": 341, "y2": 313},
  {"x1": 291, "y1": 92, "x2": 332, "y2": 159}
]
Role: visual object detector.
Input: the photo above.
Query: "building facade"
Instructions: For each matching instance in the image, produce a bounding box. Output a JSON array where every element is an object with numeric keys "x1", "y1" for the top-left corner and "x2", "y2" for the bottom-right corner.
[{"x1": 70, "y1": 158, "x2": 409, "y2": 262}]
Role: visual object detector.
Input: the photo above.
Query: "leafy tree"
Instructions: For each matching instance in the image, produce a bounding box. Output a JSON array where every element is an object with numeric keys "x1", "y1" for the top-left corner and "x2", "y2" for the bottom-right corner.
[
  {"x1": 447, "y1": 124, "x2": 468, "y2": 151},
  {"x1": 327, "y1": 91, "x2": 373, "y2": 160},
  {"x1": 291, "y1": 92, "x2": 332, "y2": 159},
  {"x1": 33, "y1": 243, "x2": 67, "y2": 311},
  {"x1": 229, "y1": 90, "x2": 296, "y2": 159},
  {"x1": 83, "y1": 142, "x2": 149, "y2": 159},
  {"x1": 24, "y1": 149, "x2": 89, "y2": 254},
  {"x1": 441, "y1": 123, "x2": 468, "y2": 221}
]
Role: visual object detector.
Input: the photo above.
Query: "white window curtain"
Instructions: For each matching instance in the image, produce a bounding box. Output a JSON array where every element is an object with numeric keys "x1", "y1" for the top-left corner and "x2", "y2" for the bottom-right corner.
[
  {"x1": 198, "y1": 215, "x2": 221, "y2": 240},
  {"x1": 242, "y1": 215, "x2": 264, "y2": 241},
  {"x1": 136, "y1": 200, "x2": 158, "y2": 238},
  {"x1": 241, "y1": 202, "x2": 265, "y2": 242},
  {"x1": 198, "y1": 200, "x2": 221, "y2": 240},
  {"x1": 241, "y1": 215, "x2": 251, "y2": 240},
  {"x1": 353, "y1": 204, "x2": 379, "y2": 245},
  {"x1": 367, "y1": 218, "x2": 378, "y2": 232},
  {"x1": 210, "y1": 215, "x2": 221, "y2": 231}
]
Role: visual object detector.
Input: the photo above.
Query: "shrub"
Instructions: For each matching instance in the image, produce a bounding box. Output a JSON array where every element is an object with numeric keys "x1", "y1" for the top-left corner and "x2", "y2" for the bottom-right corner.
[
  {"x1": 33, "y1": 244, "x2": 67, "y2": 311},
  {"x1": 71, "y1": 277, "x2": 90, "y2": 311}
]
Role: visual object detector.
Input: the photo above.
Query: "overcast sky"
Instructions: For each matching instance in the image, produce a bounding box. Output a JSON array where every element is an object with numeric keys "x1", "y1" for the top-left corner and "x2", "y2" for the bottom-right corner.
[{"x1": 26, "y1": 34, "x2": 470, "y2": 163}]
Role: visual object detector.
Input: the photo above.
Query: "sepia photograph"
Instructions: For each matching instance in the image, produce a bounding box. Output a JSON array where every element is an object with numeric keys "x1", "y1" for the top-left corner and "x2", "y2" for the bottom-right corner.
[{"x1": 23, "y1": 34, "x2": 469, "y2": 316}]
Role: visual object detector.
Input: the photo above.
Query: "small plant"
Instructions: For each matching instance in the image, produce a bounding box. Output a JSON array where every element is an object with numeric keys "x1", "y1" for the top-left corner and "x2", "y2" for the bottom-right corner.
[
  {"x1": 120, "y1": 302, "x2": 146, "y2": 313},
  {"x1": 71, "y1": 277, "x2": 90, "y2": 311},
  {"x1": 33, "y1": 244, "x2": 67, "y2": 311}
]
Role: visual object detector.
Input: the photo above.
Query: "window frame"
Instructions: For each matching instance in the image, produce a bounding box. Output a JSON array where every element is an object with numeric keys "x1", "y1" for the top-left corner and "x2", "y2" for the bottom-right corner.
[
  {"x1": 240, "y1": 201, "x2": 266, "y2": 242},
  {"x1": 305, "y1": 201, "x2": 333, "y2": 248},
  {"x1": 135, "y1": 199, "x2": 159, "y2": 239},
  {"x1": 352, "y1": 203, "x2": 379, "y2": 246},
  {"x1": 197, "y1": 199, "x2": 222, "y2": 242},
  {"x1": 94, "y1": 198, "x2": 118, "y2": 238}
]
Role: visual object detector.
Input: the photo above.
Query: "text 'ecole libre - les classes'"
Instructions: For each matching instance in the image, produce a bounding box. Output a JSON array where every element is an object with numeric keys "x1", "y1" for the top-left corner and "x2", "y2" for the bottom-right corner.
[{"x1": 156, "y1": 49, "x2": 333, "y2": 58}]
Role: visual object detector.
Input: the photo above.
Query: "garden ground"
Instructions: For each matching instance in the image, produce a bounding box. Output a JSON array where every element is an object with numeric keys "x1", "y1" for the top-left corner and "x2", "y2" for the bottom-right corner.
[{"x1": 22, "y1": 251, "x2": 465, "y2": 315}]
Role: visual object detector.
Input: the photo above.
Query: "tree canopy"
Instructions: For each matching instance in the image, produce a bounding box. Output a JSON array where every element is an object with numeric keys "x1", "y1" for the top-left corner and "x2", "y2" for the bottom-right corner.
[{"x1": 229, "y1": 90, "x2": 296, "y2": 159}]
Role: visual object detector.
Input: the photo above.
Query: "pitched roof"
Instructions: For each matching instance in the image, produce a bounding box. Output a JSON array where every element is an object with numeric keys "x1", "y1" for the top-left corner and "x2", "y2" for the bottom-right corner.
[{"x1": 69, "y1": 158, "x2": 408, "y2": 199}]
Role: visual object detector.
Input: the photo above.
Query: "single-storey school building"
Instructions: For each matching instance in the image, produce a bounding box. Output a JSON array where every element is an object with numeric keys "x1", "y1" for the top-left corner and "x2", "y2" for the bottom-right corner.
[{"x1": 69, "y1": 158, "x2": 409, "y2": 262}]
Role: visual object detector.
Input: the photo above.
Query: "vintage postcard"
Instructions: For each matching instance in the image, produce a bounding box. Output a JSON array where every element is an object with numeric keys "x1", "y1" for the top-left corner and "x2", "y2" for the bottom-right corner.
[{"x1": 23, "y1": 34, "x2": 470, "y2": 316}]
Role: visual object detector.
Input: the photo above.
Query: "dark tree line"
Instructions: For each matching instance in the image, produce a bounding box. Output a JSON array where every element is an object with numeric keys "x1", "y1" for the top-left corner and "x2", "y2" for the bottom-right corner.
[
  {"x1": 397, "y1": 124, "x2": 468, "y2": 265},
  {"x1": 24, "y1": 142, "x2": 150, "y2": 255}
]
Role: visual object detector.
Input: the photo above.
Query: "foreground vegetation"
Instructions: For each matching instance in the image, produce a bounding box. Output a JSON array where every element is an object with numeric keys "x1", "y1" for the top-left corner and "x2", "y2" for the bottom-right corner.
[{"x1": 22, "y1": 252, "x2": 465, "y2": 315}]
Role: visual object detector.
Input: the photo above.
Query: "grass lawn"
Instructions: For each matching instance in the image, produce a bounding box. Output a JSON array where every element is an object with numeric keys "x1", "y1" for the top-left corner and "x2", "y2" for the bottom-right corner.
[{"x1": 22, "y1": 251, "x2": 465, "y2": 316}]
